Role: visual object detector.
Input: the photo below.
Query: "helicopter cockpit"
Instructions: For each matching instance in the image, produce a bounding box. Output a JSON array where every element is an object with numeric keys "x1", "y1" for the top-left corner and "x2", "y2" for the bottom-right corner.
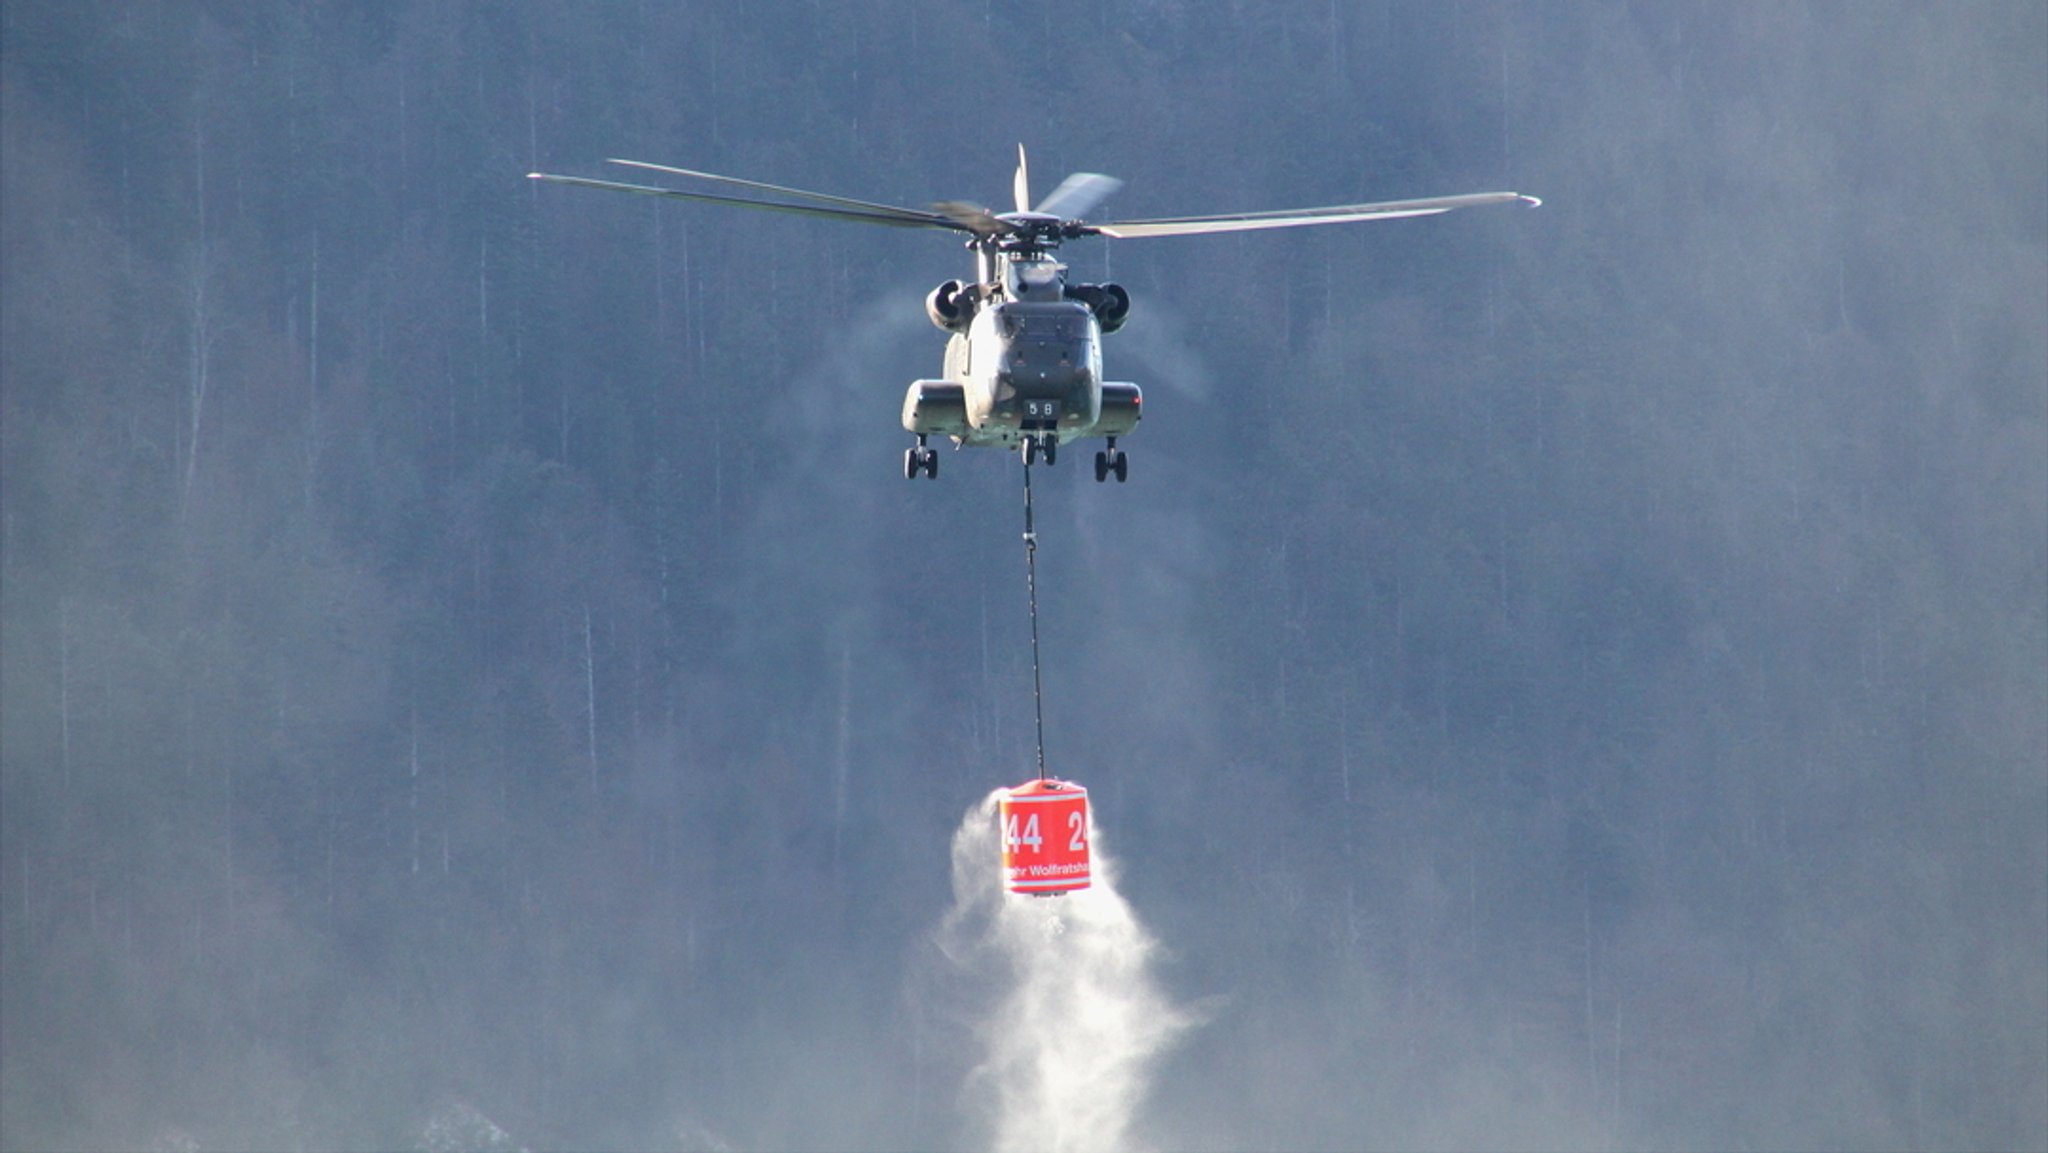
[
  {"x1": 994, "y1": 301, "x2": 1094, "y2": 399},
  {"x1": 1002, "y1": 256, "x2": 1068, "y2": 303}
]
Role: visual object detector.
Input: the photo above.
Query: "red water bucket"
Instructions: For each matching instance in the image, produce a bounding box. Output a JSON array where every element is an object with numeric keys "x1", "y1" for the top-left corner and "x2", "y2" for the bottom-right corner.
[{"x1": 999, "y1": 778, "x2": 1091, "y2": 895}]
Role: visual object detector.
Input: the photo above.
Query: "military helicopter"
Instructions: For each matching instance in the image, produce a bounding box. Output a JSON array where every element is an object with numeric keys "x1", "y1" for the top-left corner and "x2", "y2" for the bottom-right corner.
[{"x1": 529, "y1": 149, "x2": 1537, "y2": 481}]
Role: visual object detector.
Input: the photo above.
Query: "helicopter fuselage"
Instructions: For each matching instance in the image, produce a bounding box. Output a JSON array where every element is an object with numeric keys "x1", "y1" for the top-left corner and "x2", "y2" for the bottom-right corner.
[{"x1": 902, "y1": 251, "x2": 1140, "y2": 464}]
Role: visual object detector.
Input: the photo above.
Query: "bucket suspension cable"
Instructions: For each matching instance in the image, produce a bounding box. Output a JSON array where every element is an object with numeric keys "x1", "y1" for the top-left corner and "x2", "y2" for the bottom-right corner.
[{"x1": 1022, "y1": 460, "x2": 1049, "y2": 783}]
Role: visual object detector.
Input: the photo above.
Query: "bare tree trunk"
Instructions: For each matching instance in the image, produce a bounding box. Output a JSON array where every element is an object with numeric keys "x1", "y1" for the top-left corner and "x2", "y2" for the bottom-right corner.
[
  {"x1": 58, "y1": 597, "x2": 71, "y2": 787},
  {"x1": 1583, "y1": 881, "x2": 1598, "y2": 1104},
  {"x1": 410, "y1": 709, "x2": 421, "y2": 876},
  {"x1": 479, "y1": 231, "x2": 495, "y2": 436},
  {"x1": 834, "y1": 644, "x2": 851, "y2": 865},
  {"x1": 224, "y1": 757, "x2": 236, "y2": 931},
  {"x1": 477, "y1": 231, "x2": 489, "y2": 343},
  {"x1": 304, "y1": 231, "x2": 321, "y2": 512},
  {"x1": 181, "y1": 242, "x2": 214, "y2": 522},
  {"x1": 1338, "y1": 689, "x2": 1358, "y2": 951},
  {"x1": 1612, "y1": 995, "x2": 1625, "y2": 1137},
  {"x1": 558, "y1": 390, "x2": 571, "y2": 463},
  {"x1": 325, "y1": 813, "x2": 336, "y2": 911},
  {"x1": 583, "y1": 604, "x2": 599, "y2": 790},
  {"x1": 180, "y1": 117, "x2": 213, "y2": 523}
]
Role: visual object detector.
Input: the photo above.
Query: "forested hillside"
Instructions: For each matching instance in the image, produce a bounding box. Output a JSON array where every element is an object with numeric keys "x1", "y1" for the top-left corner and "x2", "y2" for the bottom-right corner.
[{"x1": 3, "y1": 4, "x2": 2042, "y2": 1149}]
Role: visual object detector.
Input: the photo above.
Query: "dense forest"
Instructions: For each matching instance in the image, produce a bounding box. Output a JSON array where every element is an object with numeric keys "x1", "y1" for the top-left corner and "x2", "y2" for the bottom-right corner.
[{"x1": 3, "y1": 3, "x2": 2043, "y2": 1149}]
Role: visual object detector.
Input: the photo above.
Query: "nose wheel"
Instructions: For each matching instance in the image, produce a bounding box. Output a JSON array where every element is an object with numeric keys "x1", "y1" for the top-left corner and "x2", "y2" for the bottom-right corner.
[
  {"x1": 903, "y1": 436, "x2": 938, "y2": 479},
  {"x1": 1093, "y1": 439, "x2": 1129, "y2": 483},
  {"x1": 1020, "y1": 434, "x2": 1057, "y2": 467}
]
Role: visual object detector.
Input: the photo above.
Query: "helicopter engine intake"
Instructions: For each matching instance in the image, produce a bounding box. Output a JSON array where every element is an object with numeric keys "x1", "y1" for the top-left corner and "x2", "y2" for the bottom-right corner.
[
  {"x1": 926, "y1": 279, "x2": 976, "y2": 332},
  {"x1": 1066, "y1": 282, "x2": 1131, "y2": 334}
]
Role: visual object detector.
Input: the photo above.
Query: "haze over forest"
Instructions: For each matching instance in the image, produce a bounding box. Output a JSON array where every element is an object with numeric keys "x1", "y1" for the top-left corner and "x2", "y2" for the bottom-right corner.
[{"x1": 3, "y1": 3, "x2": 2043, "y2": 1149}]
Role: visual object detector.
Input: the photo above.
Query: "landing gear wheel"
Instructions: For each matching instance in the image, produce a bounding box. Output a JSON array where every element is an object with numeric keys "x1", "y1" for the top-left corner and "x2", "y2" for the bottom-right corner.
[
  {"x1": 1021, "y1": 436, "x2": 1039, "y2": 466},
  {"x1": 1042, "y1": 436, "x2": 1057, "y2": 466},
  {"x1": 904, "y1": 447, "x2": 920, "y2": 480},
  {"x1": 1095, "y1": 438, "x2": 1128, "y2": 483},
  {"x1": 921, "y1": 448, "x2": 939, "y2": 478}
]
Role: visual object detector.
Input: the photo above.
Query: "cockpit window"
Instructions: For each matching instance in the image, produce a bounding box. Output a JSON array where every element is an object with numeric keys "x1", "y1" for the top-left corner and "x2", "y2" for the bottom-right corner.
[{"x1": 998, "y1": 308, "x2": 1090, "y2": 340}]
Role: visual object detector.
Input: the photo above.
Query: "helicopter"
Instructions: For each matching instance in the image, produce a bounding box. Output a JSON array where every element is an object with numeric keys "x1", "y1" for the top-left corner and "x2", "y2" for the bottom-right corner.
[{"x1": 528, "y1": 149, "x2": 1538, "y2": 481}]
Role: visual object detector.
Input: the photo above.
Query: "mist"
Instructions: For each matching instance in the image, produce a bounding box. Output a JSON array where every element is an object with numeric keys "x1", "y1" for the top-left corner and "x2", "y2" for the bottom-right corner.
[{"x1": 3, "y1": 3, "x2": 2044, "y2": 1150}]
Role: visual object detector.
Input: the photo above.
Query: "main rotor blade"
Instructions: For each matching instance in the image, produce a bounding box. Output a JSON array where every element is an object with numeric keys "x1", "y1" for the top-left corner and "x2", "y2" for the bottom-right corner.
[
  {"x1": 1091, "y1": 191, "x2": 1540, "y2": 238},
  {"x1": 605, "y1": 158, "x2": 957, "y2": 228},
  {"x1": 529, "y1": 172, "x2": 971, "y2": 231},
  {"x1": 1014, "y1": 144, "x2": 1031, "y2": 216},
  {"x1": 930, "y1": 200, "x2": 1016, "y2": 237},
  {"x1": 1035, "y1": 172, "x2": 1124, "y2": 221}
]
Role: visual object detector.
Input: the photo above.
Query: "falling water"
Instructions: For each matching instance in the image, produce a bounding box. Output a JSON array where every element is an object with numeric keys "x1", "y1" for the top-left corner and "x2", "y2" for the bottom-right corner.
[{"x1": 935, "y1": 790, "x2": 1196, "y2": 1153}]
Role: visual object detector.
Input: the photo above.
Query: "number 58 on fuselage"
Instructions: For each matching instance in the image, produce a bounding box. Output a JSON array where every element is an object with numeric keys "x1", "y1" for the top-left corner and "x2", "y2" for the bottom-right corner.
[{"x1": 528, "y1": 148, "x2": 1537, "y2": 482}]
